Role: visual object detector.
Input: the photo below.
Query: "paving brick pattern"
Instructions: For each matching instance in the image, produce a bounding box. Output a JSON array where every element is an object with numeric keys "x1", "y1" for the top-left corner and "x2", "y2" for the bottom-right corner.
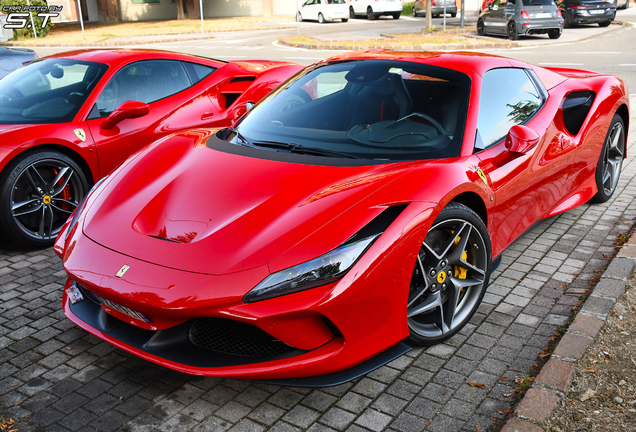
[{"x1": 1, "y1": 109, "x2": 635, "y2": 431}]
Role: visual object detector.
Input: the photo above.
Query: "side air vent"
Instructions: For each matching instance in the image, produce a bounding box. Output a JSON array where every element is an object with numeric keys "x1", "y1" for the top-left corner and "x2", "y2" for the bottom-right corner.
[
  {"x1": 562, "y1": 91, "x2": 595, "y2": 136},
  {"x1": 224, "y1": 93, "x2": 241, "y2": 108},
  {"x1": 230, "y1": 76, "x2": 256, "y2": 84}
]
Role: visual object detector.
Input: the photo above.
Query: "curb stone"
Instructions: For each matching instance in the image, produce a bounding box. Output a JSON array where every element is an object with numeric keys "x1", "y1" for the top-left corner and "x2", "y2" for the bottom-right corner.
[{"x1": 500, "y1": 230, "x2": 636, "y2": 431}]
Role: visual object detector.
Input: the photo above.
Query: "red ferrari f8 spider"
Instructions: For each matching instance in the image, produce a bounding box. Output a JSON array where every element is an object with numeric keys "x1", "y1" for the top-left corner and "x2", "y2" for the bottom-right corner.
[
  {"x1": 0, "y1": 49, "x2": 302, "y2": 247},
  {"x1": 55, "y1": 51, "x2": 629, "y2": 386}
]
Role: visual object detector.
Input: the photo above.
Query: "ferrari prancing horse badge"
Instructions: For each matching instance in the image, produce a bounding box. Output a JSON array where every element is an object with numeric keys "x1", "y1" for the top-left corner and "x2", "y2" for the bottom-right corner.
[
  {"x1": 116, "y1": 265, "x2": 130, "y2": 278},
  {"x1": 74, "y1": 128, "x2": 87, "y2": 142}
]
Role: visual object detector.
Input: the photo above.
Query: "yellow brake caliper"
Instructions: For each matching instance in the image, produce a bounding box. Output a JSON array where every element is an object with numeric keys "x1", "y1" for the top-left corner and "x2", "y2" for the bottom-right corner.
[{"x1": 453, "y1": 236, "x2": 468, "y2": 280}]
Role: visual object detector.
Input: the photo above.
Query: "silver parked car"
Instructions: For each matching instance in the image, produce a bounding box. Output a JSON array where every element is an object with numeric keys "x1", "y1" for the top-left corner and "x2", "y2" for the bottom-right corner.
[{"x1": 478, "y1": 0, "x2": 565, "y2": 40}]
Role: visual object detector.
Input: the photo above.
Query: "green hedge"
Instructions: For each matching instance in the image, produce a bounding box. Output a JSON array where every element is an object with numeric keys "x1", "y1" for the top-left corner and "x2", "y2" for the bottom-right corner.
[
  {"x1": 1, "y1": 0, "x2": 53, "y2": 39},
  {"x1": 403, "y1": 1, "x2": 415, "y2": 15}
]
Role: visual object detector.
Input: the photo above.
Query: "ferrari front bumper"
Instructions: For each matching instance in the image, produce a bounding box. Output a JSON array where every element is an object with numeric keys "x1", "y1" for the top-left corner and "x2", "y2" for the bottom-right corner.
[{"x1": 61, "y1": 225, "x2": 419, "y2": 380}]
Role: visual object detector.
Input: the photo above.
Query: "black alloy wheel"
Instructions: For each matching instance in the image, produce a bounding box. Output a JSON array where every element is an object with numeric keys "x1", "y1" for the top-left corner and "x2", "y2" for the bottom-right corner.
[
  {"x1": 393, "y1": 12, "x2": 401, "y2": 19},
  {"x1": 0, "y1": 150, "x2": 89, "y2": 248},
  {"x1": 477, "y1": 18, "x2": 485, "y2": 35},
  {"x1": 407, "y1": 203, "x2": 491, "y2": 346},
  {"x1": 591, "y1": 114, "x2": 625, "y2": 203},
  {"x1": 350, "y1": 6, "x2": 356, "y2": 18},
  {"x1": 507, "y1": 22, "x2": 519, "y2": 40},
  {"x1": 548, "y1": 29, "x2": 561, "y2": 39},
  {"x1": 367, "y1": 6, "x2": 376, "y2": 20},
  {"x1": 598, "y1": 19, "x2": 612, "y2": 27}
]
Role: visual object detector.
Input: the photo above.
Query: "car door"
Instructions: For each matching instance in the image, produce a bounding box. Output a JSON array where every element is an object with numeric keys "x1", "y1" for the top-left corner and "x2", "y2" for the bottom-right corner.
[
  {"x1": 474, "y1": 68, "x2": 574, "y2": 254},
  {"x1": 484, "y1": 0, "x2": 508, "y2": 33},
  {"x1": 85, "y1": 59, "x2": 216, "y2": 177},
  {"x1": 302, "y1": 0, "x2": 318, "y2": 19}
]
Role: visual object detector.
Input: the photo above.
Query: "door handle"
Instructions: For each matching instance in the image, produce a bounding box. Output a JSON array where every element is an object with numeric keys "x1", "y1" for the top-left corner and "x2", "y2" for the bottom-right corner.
[{"x1": 201, "y1": 112, "x2": 215, "y2": 120}]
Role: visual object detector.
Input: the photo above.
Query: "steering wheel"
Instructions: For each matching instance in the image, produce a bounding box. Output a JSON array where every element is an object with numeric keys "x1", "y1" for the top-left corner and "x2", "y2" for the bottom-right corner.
[
  {"x1": 398, "y1": 112, "x2": 448, "y2": 136},
  {"x1": 276, "y1": 94, "x2": 309, "y2": 114}
]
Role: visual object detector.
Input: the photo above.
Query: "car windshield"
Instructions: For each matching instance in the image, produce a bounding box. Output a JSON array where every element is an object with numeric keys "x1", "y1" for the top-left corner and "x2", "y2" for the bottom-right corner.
[
  {"x1": 0, "y1": 58, "x2": 108, "y2": 125},
  {"x1": 229, "y1": 60, "x2": 471, "y2": 161},
  {"x1": 521, "y1": 0, "x2": 554, "y2": 5}
]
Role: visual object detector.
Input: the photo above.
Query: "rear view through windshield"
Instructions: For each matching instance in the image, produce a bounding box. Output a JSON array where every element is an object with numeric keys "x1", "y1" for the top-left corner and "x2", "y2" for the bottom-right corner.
[
  {"x1": 231, "y1": 60, "x2": 471, "y2": 161},
  {"x1": 0, "y1": 59, "x2": 108, "y2": 124}
]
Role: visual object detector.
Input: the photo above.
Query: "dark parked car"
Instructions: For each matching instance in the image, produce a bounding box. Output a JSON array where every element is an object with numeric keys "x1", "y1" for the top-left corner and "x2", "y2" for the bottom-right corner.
[
  {"x1": 478, "y1": 0, "x2": 564, "y2": 40},
  {"x1": 0, "y1": 47, "x2": 37, "y2": 80},
  {"x1": 557, "y1": 0, "x2": 617, "y2": 26}
]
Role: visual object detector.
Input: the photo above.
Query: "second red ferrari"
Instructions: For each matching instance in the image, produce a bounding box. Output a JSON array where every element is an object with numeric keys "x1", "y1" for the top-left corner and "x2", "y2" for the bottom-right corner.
[{"x1": 0, "y1": 49, "x2": 302, "y2": 247}]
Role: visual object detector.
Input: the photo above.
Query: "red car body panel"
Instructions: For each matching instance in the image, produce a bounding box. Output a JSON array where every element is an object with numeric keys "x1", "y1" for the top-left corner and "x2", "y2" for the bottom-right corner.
[
  {"x1": 56, "y1": 51, "x2": 629, "y2": 380},
  {"x1": 0, "y1": 50, "x2": 302, "y2": 183}
]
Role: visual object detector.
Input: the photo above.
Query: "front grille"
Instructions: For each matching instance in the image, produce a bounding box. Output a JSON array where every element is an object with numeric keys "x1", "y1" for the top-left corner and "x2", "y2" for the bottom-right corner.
[
  {"x1": 188, "y1": 318, "x2": 297, "y2": 357},
  {"x1": 77, "y1": 284, "x2": 101, "y2": 305}
]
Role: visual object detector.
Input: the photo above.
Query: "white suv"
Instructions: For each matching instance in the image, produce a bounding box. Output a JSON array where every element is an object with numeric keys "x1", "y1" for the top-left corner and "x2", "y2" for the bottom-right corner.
[{"x1": 348, "y1": 0, "x2": 402, "y2": 19}]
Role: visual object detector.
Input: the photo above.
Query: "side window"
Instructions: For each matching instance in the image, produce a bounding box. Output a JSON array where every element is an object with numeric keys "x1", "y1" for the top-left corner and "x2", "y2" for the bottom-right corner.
[
  {"x1": 475, "y1": 68, "x2": 542, "y2": 151},
  {"x1": 95, "y1": 60, "x2": 190, "y2": 117},
  {"x1": 182, "y1": 62, "x2": 216, "y2": 84}
]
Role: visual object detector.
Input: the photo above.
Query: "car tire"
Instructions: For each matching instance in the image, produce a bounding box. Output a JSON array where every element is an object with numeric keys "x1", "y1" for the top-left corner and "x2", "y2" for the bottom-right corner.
[
  {"x1": 349, "y1": 6, "x2": 356, "y2": 18},
  {"x1": 507, "y1": 21, "x2": 519, "y2": 40},
  {"x1": 0, "y1": 150, "x2": 89, "y2": 248},
  {"x1": 548, "y1": 29, "x2": 561, "y2": 39},
  {"x1": 406, "y1": 202, "x2": 491, "y2": 346},
  {"x1": 564, "y1": 10, "x2": 573, "y2": 28},
  {"x1": 477, "y1": 18, "x2": 485, "y2": 35},
  {"x1": 318, "y1": 13, "x2": 326, "y2": 23},
  {"x1": 341, "y1": 18, "x2": 348, "y2": 22},
  {"x1": 598, "y1": 20, "x2": 612, "y2": 27},
  {"x1": 590, "y1": 114, "x2": 625, "y2": 203},
  {"x1": 393, "y1": 12, "x2": 401, "y2": 19},
  {"x1": 451, "y1": 12, "x2": 457, "y2": 17},
  {"x1": 367, "y1": 6, "x2": 376, "y2": 20},
  {"x1": 297, "y1": 12, "x2": 303, "y2": 22},
  {"x1": 413, "y1": 6, "x2": 418, "y2": 17}
]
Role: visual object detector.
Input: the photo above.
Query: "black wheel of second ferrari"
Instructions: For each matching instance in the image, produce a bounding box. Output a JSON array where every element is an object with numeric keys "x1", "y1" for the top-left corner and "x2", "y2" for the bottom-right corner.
[
  {"x1": 590, "y1": 114, "x2": 625, "y2": 203},
  {"x1": 0, "y1": 150, "x2": 89, "y2": 248},
  {"x1": 406, "y1": 203, "x2": 491, "y2": 346}
]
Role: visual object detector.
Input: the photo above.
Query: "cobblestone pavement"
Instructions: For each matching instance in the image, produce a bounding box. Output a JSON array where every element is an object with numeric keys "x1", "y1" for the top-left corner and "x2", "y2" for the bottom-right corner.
[{"x1": 1, "y1": 106, "x2": 635, "y2": 432}]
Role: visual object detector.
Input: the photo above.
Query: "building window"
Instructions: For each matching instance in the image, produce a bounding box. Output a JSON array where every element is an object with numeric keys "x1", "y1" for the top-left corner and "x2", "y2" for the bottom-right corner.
[{"x1": 132, "y1": 0, "x2": 160, "y2": 4}]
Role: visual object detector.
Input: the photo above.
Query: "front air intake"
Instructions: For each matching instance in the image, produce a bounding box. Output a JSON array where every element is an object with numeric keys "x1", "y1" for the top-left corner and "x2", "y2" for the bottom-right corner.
[
  {"x1": 188, "y1": 318, "x2": 297, "y2": 357},
  {"x1": 561, "y1": 91, "x2": 595, "y2": 136}
]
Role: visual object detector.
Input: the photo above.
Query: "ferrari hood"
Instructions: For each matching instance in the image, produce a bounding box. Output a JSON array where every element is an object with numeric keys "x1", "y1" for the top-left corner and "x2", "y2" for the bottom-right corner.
[{"x1": 83, "y1": 131, "x2": 414, "y2": 275}]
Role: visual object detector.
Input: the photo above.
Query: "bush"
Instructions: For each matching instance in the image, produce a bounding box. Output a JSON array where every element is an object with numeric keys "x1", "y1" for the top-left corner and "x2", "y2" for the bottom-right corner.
[
  {"x1": 403, "y1": 1, "x2": 415, "y2": 15},
  {"x1": 1, "y1": 0, "x2": 53, "y2": 39}
]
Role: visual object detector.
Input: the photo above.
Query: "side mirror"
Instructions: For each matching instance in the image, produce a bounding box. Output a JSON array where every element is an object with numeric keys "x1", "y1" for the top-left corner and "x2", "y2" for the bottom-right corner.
[
  {"x1": 505, "y1": 124, "x2": 540, "y2": 154},
  {"x1": 245, "y1": 101, "x2": 255, "y2": 112},
  {"x1": 100, "y1": 101, "x2": 150, "y2": 130}
]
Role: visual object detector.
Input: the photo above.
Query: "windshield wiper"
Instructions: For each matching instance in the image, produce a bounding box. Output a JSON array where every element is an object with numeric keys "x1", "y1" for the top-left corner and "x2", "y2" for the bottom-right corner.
[
  {"x1": 227, "y1": 127, "x2": 251, "y2": 146},
  {"x1": 289, "y1": 145, "x2": 360, "y2": 159},
  {"x1": 233, "y1": 135, "x2": 360, "y2": 159}
]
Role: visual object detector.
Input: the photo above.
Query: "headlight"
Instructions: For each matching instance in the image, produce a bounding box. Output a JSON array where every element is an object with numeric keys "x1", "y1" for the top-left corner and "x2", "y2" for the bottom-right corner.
[
  {"x1": 66, "y1": 176, "x2": 108, "y2": 240},
  {"x1": 243, "y1": 234, "x2": 379, "y2": 303}
]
